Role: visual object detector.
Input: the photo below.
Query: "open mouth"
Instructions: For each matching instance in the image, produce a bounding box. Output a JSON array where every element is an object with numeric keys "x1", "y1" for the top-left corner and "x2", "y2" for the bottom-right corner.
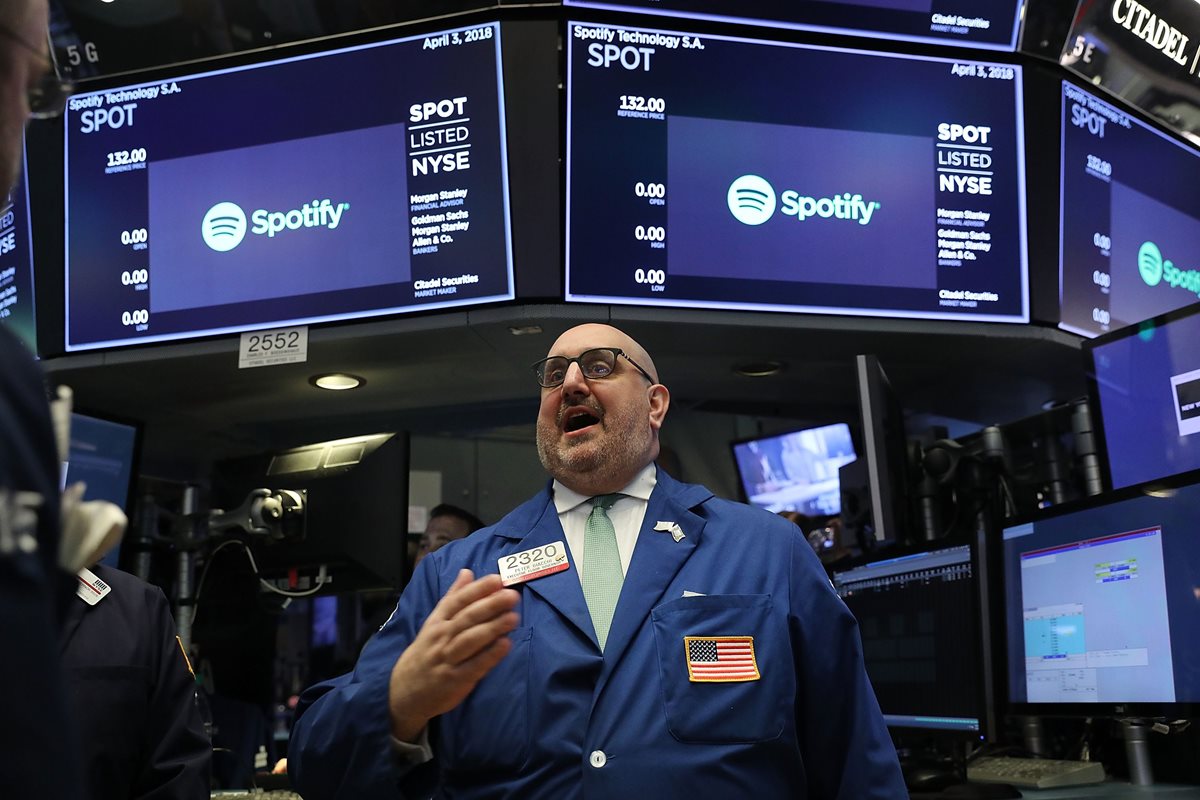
[{"x1": 563, "y1": 408, "x2": 601, "y2": 433}]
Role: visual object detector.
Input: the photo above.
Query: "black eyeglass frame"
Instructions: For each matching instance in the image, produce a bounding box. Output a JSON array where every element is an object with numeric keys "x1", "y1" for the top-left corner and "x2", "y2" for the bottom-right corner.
[
  {"x1": 0, "y1": 24, "x2": 73, "y2": 119},
  {"x1": 531, "y1": 347, "x2": 656, "y2": 388}
]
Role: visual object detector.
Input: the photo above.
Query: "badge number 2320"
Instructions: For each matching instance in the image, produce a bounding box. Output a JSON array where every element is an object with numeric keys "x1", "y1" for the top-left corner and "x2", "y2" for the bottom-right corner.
[{"x1": 498, "y1": 540, "x2": 569, "y2": 586}]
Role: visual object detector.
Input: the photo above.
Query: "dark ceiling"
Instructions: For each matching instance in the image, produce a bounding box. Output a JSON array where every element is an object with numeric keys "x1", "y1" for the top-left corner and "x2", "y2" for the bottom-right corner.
[{"x1": 42, "y1": 303, "x2": 1086, "y2": 481}]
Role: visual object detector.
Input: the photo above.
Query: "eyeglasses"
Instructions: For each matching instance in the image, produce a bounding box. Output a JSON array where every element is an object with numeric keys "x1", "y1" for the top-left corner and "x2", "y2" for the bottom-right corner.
[
  {"x1": 0, "y1": 24, "x2": 74, "y2": 119},
  {"x1": 532, "y1": 347, "x2": 656, "y2": 389}
]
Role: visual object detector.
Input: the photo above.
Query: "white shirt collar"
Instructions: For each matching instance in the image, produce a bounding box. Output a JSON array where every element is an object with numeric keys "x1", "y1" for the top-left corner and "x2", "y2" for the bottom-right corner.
[{"x1": 552, "y1": 462, "x2": 657, "y2": 514}]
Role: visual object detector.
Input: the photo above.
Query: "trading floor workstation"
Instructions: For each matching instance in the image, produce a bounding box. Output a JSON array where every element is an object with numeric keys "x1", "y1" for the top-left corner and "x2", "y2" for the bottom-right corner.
[{"x1": 9, "y1": 0, "x2": 1200, "y2": 796}]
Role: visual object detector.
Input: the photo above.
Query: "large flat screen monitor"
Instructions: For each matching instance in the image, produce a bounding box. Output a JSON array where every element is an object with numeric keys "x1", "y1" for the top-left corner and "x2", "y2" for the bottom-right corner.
[
  {"x1": 1, "y1": 143, "x2": 38, "y2": 353},
  {"x1": 1001, "y1": 480, "x2": 1200, "y2": 717},
  {"x1": 63, "y1": 22, "x2": 513, "y2": 352},
  {"x1": 1059, "y1": 81, "x2": 1200, "y2": 337},
  {"x1": 565, "y1": 22, "x2": 1028, "y2": 323},
  {"x1": 833, "y1": 542, "x2": 996, "y2": 740},
  {"x1": 1085, "y1": 304, "x2": 1200, "y2": 491},
  {"x1": 563, "y1": 0, "x2": 1024, "y2": 51},
  {"x1": 731, "y1": 422, "x2": 856, "y2": 516}
]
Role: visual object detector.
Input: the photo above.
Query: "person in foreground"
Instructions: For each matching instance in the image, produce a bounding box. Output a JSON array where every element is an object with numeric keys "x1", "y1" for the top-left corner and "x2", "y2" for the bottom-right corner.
[
  {"x1": 0, "y1": 0, "x2": 87, "y2": 795},
  {"x1": 290, "y1": 323, "x2": 906, "y2": 799}
]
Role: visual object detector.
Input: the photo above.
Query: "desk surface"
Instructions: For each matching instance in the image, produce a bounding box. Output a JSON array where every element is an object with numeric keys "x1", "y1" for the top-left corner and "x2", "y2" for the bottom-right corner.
[{"x1": 913, "y1": 782, "x2": 1200, "y2": 799}]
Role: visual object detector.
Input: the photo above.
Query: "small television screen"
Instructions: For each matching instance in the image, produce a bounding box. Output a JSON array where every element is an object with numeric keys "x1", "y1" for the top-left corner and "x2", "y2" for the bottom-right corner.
[
  {"x1": 732, "y1": 422, "x2": 856, "y2": 515},
  {"x1": 63, "y1": 411, "x2": 141, "y2": 568},
  {"x1": 63, "y1": 411, "x2": 141, "y2": 513},
  {"x1": 566, "y1": 22, "x2": 1028, "y2": 323},
  {"x1": 0, "y1": 142, "x2": 38, "y2": 353},
  {"x1": 1085, "y1": 304, "x2": 1200, "y2": 491},
  {"x1": 1059, "y1": 81, "x2": 1200, "y2": 337},
  {"x1": 563, "y1": 0, "x2": 1024, "y2": 51},
  {"x1": 832, "y1": 542, "x2": 995, "y2": 739},
  {"x1": 63, "y1": 22, "x2": 513, "y2": 352},
  {"x1": 1002, "y1": 480, "x2": 1200, "y2": 716}
]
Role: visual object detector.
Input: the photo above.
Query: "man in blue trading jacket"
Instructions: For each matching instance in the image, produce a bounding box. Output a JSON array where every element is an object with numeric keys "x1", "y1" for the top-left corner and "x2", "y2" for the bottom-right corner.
[
  {"x1": 290, "y1": 323, "x2": 905, "y2": 799},
  {"x1": 61, "y1": 563, "x2": 212, "y2": 800}
]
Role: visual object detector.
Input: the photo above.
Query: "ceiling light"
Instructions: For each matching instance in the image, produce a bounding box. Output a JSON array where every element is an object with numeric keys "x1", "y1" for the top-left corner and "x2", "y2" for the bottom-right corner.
[
  {"x1": 508, "y1": 325, "x2": 543, "y2": 336},
  {"x1": 1142, "y1": 485, "x2": 1177, "y2": 499},
  {"x1": 310, "y1": 373, "x2": 365, "y2": 391},
  {"x1": 733, "y1": 360, "x2": 785, "y2": 377}
]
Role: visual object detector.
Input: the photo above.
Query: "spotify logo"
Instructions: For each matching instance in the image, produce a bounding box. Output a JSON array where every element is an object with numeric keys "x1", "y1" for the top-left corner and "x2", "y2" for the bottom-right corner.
[
  {"x1": 727, "y1": 175, "x2": 776, "y2": 226},
  {"x1": 1135, "y1": 240, "x2": 1200, "y2": 298},
  {"x1": 1139, "y1": 241, "x2": 1163, "y2": 287},
  {"x1": 202, "y1": 202, "x2": 248, "y2": 252}
]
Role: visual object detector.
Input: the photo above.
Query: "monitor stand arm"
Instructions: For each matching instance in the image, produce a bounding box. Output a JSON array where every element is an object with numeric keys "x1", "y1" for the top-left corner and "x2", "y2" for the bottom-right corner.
[{"x1": 1122, "y1": 719, "x2": 1154, "y2": 786}]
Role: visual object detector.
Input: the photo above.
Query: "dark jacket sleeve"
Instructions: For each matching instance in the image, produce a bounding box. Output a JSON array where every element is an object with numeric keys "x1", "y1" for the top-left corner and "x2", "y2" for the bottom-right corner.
[
  {"x1": 787, "y1": 529, "x2": 907, "y2": 799},
  {"x1": 134, "y1": 583, "x2": 212, "y2": 800},
  {"x1": 291, "y1": 559, "x2": 444, "y2": 800},
  {"x1": 0, "y1": 326, "x2": 85, "y2": 799}
]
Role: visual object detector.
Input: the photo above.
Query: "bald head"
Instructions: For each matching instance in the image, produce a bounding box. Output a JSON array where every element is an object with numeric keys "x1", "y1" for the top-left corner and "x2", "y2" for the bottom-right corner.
[{"x1": 534, "y1": 323, "x2": 670, "y2": 495}]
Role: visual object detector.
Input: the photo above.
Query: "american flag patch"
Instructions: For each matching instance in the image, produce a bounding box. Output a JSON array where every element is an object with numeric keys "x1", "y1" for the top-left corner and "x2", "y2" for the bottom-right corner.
[{"x1": 685, "y1": 636, "x2": 760, "y2": 682}]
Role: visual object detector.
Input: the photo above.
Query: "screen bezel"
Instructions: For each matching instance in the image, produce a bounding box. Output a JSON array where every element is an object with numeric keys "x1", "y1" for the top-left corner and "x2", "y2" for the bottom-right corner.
[
  {"x1": 1082, "y1": 301, "x2": 1200, "y2": 495},
  {"x1": 1000, "y1": 474, "x2": 1200, "y2": 720}
]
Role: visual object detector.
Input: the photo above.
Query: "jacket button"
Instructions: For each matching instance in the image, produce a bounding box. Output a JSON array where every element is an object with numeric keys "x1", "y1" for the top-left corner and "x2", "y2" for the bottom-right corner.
[{"x1": 589, "y1": 750, "x2": 607, "y2": 768}]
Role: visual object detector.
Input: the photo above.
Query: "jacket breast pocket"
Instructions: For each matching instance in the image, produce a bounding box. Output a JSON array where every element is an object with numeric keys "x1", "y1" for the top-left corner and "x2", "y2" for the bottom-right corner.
[
  {"x1": 651, "y1": 594, "x2": 790, "y2": 744},
  {"x1": 439, "y1": 626, "x2": 532, "y2": 772}
]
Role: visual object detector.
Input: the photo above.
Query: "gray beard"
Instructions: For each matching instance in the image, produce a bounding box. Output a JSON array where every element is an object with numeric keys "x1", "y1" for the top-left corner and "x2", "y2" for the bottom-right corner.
[{"x1": 536, "y1": 413, "x2": 654, "y2": 495}]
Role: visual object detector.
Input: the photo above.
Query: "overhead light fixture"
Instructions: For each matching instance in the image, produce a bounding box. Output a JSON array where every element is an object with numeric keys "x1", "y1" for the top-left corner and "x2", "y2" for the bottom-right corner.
[
  {"x1": 508, "y1": 324, "x2": 543, "y2": 336},
  {"x1": 310, "y1": 373, "x2": 365, "y2": 391},
  {"x1": 733, "y1": 360, "x2": 785, "y2": 377},
  {"x1": 1142, "y1": 485, "x2": 1177, "y2": 499}
]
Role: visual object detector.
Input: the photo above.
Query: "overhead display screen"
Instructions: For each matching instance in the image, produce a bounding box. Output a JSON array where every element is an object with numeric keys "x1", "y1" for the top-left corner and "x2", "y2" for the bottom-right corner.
[
  {"x1": 563, "y1": 0, "x2": 1023, "y2": 51},
  {"x1": 0, "y1": 146, "x2": 37, "y2": 353},
  {"x1": 1086, "y1": 305, "x2": 1200, "y2": 490},
  {"x1": 565, "y1": 23, "x2": 1029, "y2": 323},
  {"x1": 63, "y1": 22, "x2": 513, "y2": 352},
  {"x1": 1060, "y1": 81, "x2": 1200, "y2": 338}
]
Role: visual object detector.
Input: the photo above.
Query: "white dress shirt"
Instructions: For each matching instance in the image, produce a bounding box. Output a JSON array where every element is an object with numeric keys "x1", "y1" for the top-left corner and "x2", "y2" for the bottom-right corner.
[{"x1": 552, "y1": 463, "x2": 657, "y2": 580}]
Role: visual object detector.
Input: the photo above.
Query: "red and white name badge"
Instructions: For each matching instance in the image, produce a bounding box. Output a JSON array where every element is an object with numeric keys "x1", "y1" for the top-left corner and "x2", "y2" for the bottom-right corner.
[{"x1": 498, "y1": 541, "x2": 569, "y2": 586}]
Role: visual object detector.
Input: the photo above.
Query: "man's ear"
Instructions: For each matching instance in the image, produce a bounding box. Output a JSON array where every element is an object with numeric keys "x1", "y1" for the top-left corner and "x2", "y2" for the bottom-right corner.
[{"x1": 648, "y1": 384, "x2": 670, "y2": 431}]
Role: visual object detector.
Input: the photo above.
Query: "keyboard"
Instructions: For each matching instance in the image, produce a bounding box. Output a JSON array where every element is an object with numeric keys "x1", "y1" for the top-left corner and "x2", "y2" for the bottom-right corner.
[{"x1": 967, "y1": 755, "x2": 1106, "y2": 789}]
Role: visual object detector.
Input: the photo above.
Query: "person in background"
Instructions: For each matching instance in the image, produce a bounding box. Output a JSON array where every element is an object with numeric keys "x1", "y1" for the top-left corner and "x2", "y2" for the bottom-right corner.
[
  {"x1": 413, "y1": 503, "x2": 485, "y2": 568},
  {"x1": 0, "y1": 1, "x2": 87, "y2": 795},
  {"x1": 289, "y1": 322, "x2": 904, "y2": 799},
  {"x1": 60, "y1": 562, "x2": 212, "y2": 800}
]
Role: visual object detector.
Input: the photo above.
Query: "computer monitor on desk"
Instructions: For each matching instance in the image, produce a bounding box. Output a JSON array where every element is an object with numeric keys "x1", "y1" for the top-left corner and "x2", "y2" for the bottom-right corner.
[
  {"x1": 1001, "y1": 480, "x2": 1200, "y2": 783},
  {"x1": 832, "y1": 541, "x2": 998, "y2": 743}
]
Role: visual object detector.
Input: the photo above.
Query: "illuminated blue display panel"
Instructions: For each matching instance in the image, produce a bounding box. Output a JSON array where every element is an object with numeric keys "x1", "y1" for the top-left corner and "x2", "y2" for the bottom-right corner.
[
  {"x1": 731, "y1": 422, "x2": 856, "y2": 516},
  {"x1": 63, "y1": 22, "x2": 513, "y2": 352},
  {"x1": 1060, "y1": 82, "x2": 1200, "y2": 338},
  {"x1": 0, "y1": 143, "x2": 38, "y2": 353},
  {"x1": 566, "y1": 23, "x2": 1028, "y2": 323},
  {"x1": 564, "y1": 0, "x2": 1023, "y2": 51},
  {"x1": 1086, "y1": 305, "x2": 1200, "y2": 491},
  {"x1": 1002, "y1": 483, "x2": 1200, "y2": 714}
]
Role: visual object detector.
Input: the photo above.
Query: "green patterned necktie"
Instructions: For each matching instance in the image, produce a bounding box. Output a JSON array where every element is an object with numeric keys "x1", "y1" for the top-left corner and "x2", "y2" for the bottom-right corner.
[{"x1": 582, "y1": 494, "x2": 624, "y2": 652}]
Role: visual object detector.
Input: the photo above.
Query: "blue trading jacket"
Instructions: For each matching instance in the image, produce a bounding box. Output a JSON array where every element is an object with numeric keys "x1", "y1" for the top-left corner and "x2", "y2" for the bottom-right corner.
[{"x1": 291, "y1": 467, "x2": 906, "y2": 799}]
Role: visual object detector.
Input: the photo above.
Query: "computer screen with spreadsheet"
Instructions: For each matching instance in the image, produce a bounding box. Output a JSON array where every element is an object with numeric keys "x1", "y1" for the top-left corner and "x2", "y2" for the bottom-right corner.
[
  {"x1": 1002, "y1": 479, "x2": 1200, "y2": 716},
  {"x1": 832, "y1": 542, "x2": 996, "y2": 740}
]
